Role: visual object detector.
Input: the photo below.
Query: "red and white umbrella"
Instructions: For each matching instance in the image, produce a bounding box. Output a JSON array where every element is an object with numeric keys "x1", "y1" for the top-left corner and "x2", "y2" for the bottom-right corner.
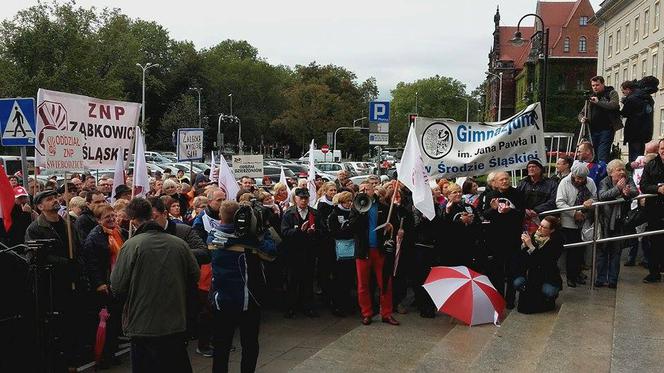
[{"x1": 423, "y1": 266, "x2": 505, "y2": 326}]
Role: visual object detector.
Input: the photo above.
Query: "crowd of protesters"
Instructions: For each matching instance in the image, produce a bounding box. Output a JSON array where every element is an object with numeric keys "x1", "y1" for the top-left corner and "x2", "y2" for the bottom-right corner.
[{"x1": 3, "y1": 76, "x2": 664, "y2": 373}]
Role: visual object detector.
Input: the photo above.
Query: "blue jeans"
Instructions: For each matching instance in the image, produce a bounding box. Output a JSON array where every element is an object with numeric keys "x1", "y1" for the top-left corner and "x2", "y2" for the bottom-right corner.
[
  {"x1": 596, "y1": 241, "x2": 622, "y2": 285},
  {"x1": 591, "y1": 129, "x2": 615, "y2": 162},
  {"x1": 513, "y1": 276, "x2": 560, "y2": 299}
]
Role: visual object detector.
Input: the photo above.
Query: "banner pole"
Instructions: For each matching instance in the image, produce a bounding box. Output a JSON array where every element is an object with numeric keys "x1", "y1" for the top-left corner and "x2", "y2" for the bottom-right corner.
[{"x1": 64, "y1": 171, "x2": 76, "y2": 290}]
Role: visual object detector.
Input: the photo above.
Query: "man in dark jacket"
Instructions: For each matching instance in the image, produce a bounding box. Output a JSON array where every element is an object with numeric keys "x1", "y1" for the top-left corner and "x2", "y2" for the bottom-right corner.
[
  {"x1": 482, "y1": 171, "x2": 526, "y2": 309},
  {"x1": 73, "y1": 189, "x2": 106, "y2": 243},
  {"x1": 621, "y1": 80, "x2": 654, "y2": 161},
  {"x1": 639, "y1": 139, "x2": 664, "y2": 283},
  {"x1": 110, "y1": 198, "x2": 199, "y2": 373},
  {"x1": 281, "y1": 188, "x2": 321, "y2": 318},
  {"x1": 349, "y1": 181, "x2": 400, "y2": 326},
  {"x1": 25, "y1": 190, "x2": 84, "y2": 370},
  {"x1": 209, "y1": 200, "x2": 276, "y2": 373},
  {"x1": 192, "y1": 189, "x2": 225, "y2": 244},
  {"x1": 579, "y1": 75, "x2": 621, "y2": 162},
  {"x1": 517, "y1": 159, "x2": 557, "y2": 224}
]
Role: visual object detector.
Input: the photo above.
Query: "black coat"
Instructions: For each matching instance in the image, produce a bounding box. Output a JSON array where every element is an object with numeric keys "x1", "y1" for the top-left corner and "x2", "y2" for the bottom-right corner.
[
  {"x1": 82, "y1": 225, "x2": 129, "y2": 289},
  {"x1": 281, "y1": 205, "x2": 321, "y2": 263},
  {"x1": 74, "y1": 207, "x2": 98, "y2": 245},
  {"x1": 443, "y1": 201, "x2": 482, "y2": 267},
  {"x1": 328, "y1": 206, "x2": 354, "y2": 240},
  {"x1": 0, "y1": 204, "x2": 32, "y2": 247},
  {"x1": 639, "y1": 155, "x2": 664, "y2": 224},
  {"x1": 165, "y1": 219, "x2": 210, "y2": 265},
  {"x1": 513, "y1": 232, "x2": 563, "y2": 289},
  {"x1": 481, "y1": 187, "x2": 526, "y2": 258},
  {"x1": 621, "y1": 88, "x2": 654, "y2": 143},
  {"x1": 517, "y1": 176, "x2": 558, "y2": 213}
]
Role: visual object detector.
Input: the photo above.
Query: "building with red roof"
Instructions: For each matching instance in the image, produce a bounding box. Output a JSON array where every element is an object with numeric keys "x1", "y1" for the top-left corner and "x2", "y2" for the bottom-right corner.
[{"x1": 486, "y1": 1, "x2": 597, "y2": 132}]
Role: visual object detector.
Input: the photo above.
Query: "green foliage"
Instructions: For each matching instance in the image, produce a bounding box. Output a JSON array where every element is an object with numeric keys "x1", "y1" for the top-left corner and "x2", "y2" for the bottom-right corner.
[{"x1": 390, "y1": 75, "x2": 477, "y2": 146}]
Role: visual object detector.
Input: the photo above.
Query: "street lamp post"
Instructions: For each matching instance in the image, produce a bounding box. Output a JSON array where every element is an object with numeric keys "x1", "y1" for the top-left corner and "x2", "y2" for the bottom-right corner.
[
  {"x1": 228, "y1": 93, "x2": 241, "y2": 153},
  {"x1": 510, "y1": 13, "x2": 549, "y2": 124},
  {"x1": 453, "y1": 96, "x2": 470, "y2": 122},
  {"x1": 486, "y1": 72, "x2": 503, "y2": 121},
  {"x1": 353, "y1": 116, "x2": 367, "y2": 127},
  {"x1": 189, "y1": 87, "x2": 203, "y2": 128},
  {"x1": 136, "y1": 62, "x2": 160, "y2": 128},
  {"x1": 334, "y1": 127, "x2": 364, "y2": 151}
]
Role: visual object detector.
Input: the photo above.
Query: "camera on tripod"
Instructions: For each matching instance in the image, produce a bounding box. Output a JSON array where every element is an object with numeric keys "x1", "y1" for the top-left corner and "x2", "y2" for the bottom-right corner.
[{"x1": 583, "y1": 90, "x2": 593, "y2": 100}]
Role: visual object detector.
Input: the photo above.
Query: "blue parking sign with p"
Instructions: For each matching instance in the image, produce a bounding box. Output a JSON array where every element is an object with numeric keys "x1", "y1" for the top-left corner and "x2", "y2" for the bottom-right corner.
[{"x1": 369, "y1": 101, "x2": 390, "y2": 123}]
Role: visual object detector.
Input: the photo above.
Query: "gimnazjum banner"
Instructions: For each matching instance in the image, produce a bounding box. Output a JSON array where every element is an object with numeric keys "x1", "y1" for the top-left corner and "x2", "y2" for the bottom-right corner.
[
  {"x1": 414, "y1": 103, "x2": 546, "y2": 179},
  {"x1": 35, "y1": 89, "x2": 141, "y2": 169}
]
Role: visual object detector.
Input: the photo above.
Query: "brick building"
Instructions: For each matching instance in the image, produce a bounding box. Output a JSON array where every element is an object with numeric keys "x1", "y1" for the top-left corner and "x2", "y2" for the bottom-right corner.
[{"x1": 486, "y1": 0, "x2": 597, "y2": 133}]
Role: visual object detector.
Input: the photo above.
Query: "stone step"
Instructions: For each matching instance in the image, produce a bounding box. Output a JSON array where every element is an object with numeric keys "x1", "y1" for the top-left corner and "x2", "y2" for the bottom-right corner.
[
  {"x1": 610, "y1": 266, "x2": 664, "y2": 372},
  {"x1": 291, "y1": 312, "x2": 456, "y2": 372},
  {"x1": 408, "y1": 320, "x2": 499, "y2": 372},
  {"x1": 534, "y1": 288, "x2": 616, "y2": 372},
  {"x1": 465, "y1": 307, "x2": 560, "y2": 373}
]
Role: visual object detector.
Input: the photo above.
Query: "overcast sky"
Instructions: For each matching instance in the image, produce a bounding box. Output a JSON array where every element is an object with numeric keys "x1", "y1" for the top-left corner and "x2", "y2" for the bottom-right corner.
[{"x1": 3, "y1": 0, "x2": 603, "y2": 99}]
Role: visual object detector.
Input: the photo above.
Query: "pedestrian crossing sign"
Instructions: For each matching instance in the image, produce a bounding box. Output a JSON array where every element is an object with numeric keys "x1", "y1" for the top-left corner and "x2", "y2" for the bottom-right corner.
[{"x1": 0, "y1": 98, "x2": 36, "y2": 146}]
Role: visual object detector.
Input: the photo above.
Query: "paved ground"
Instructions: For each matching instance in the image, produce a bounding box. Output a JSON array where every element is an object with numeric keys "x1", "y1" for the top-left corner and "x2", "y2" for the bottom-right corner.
[{"x1": 98, "y1": 260, "x2": 664, "y2": 372}]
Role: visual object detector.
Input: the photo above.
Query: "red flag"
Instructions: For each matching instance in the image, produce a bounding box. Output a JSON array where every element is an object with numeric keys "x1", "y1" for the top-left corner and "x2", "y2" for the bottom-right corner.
[{"x1": 0, "y1": 165, "x2": 14, "y2": 232}]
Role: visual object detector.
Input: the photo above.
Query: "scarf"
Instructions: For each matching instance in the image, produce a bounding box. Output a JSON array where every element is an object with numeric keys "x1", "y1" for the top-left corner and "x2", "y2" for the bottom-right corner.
[
  {"x1": 103, "y1": 226, "x2": 125, "y2": 271},
  {"x1": 533, "y1": 231, "x2": 549, "y2": 249}
]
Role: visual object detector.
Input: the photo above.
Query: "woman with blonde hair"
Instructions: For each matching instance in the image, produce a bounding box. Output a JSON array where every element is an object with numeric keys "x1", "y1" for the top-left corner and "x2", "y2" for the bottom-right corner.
[{"x1": 327, "y1": 191, "x2": 357, "y2": 316}]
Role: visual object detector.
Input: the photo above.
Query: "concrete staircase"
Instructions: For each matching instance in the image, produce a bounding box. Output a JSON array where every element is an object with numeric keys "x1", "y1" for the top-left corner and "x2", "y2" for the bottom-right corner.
[{"x1": 292, "y1": 265, "x2": 664, "y2": 372}]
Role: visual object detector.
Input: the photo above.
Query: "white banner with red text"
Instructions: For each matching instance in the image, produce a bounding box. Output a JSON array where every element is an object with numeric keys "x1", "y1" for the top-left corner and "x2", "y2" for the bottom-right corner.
[{"x1": 35, "y1": 89, "x2": 140, "y2": 169}]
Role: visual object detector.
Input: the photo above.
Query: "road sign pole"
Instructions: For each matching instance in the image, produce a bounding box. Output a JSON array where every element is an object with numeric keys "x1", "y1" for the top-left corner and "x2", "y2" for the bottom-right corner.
[{"x1": 20, "y1": 146, "x2": 29, "y2": 192}]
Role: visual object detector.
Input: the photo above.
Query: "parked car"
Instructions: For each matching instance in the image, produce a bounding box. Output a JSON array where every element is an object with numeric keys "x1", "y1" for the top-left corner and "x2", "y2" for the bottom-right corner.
[
  {"x1": 345, "y1": 161, "x2": 373, "y2": 175},
  {"x1": 257, "y1": 166, "x2": 296, "y2": 184},
  {"x1": 316, "y1": 162, "x2": 357, "y2": 177},
  {"x1": 350, "y1": 174, "x2": 389, "y2": 186}
]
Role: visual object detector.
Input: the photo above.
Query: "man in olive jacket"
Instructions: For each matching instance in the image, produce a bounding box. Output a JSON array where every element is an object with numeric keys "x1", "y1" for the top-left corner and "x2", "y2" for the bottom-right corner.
[{"x1": 110, "y1": 198, "x2": 200, "y2": 373}]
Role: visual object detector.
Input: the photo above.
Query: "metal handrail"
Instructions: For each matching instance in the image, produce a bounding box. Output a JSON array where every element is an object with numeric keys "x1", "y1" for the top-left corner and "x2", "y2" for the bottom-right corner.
[
  {"x1": 539, "y1": 193, "x2": 657, "y2": 215},
  {"x1": 537, "y1": 193, "x2": 660, "y2": 290}
]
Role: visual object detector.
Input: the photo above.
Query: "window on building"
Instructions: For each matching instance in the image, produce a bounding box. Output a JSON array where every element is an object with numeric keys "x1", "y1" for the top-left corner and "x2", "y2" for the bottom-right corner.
[
  {"x1": 645, "y1": 8, "x2": 650, "y2": 36},
  {"x1": 580, "y1": 16, "x2": 589, "y2": 26},
  {"x1": 623, "y1": 67, "x2": 628, "y2": 82},
  {"x1": 625, "y1": 23, "x2": 630, "y2": 48},
  {"x1": 635, "y1": 16, "x2": 640, "y2": 42},
  {"x1": 579, "y1": 36, "x2": 588, "y2": 52},
  {"x1": 608, "y1": 35, "x2": 613, "y2": 56},
  {"x1": 563, "y1": 37, "x2": 570, "y2": 52},
  {"x1": 660, "y1": 108, "x2": 664, "y2": 136},
  {"x1": 616, "y1": 29, "x2": 621, "y2": 52},
  {"x1": 643, "y1": 59, "x2": 648, "y2": 77},
  {"x1": 632, "y1": 62, "x2": 638, "y2": 79},
  {"x1": 614, "y1": 71, "x2": 620, "y2": 87},
  {"x1": 607, "y1": 74, "x2": 613, "y2": 87},
  {"x1": 653, "y1": 53, "x2": 658, "y2": 77},
  {"x1": 656, "y1": 2, "x2": 661, "y2": 31}
]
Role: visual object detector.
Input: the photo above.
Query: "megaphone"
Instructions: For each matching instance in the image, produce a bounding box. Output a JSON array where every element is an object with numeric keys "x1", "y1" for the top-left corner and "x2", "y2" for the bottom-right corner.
[{"x1": 353, "y1": 193, "x2": 372, "y2": 213}]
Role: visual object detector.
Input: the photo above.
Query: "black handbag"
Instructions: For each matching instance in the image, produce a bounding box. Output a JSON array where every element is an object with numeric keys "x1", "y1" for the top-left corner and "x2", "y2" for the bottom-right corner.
[{"x1": 624, "y1": 207, "x2": 647, "y2": 233}]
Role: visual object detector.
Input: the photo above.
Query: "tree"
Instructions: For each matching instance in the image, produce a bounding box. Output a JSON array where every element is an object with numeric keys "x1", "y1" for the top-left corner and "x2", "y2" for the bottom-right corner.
[{"x1": 390, "y1": 75, "x2": 470, "y2": 146}]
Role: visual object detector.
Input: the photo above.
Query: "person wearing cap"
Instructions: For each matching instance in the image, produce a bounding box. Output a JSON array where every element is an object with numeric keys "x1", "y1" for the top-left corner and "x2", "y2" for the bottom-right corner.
[
  {"x1": 25, "y1": 190, "x2": 84, "y2": 369},
  {"x1": 281, "y1": 187, "x2": 321, "y2": 318},
  {"x1": 555, "y1": 163, "x2": 597, "y2": 287},
  {"x1": 481, "y1": 171, "x2": 526, "y2": 309},
  {"x1": 114, "y1": 184, "x2": 132, "y2": 201},
  {"x1": 0, "y1": 186, "x2": 34, "y2": 247},
  {"x1": 517, "y1": 159, "x2": 558, "y2": 230}
]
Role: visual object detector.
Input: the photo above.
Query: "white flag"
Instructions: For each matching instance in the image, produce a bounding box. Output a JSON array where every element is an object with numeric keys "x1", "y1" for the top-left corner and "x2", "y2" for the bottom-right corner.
[
  {"x1": 209, "y1": 151, "x2": 218, "y2": 183},
  {"x1": 279, "y1": 165, "x2": 291, "y2": 194},
  {"x1": 218, "y1": 155, "x2": 240, "y2": 201},
  {"x1": 132, "y1": 128, "x2": 149, "y2": 198},
  {"x1": 398, "y1": 125, "x2": 435, "y2": 220},
  {"x1": 111, "y1": 148, "x2": 126, "y2": 203},
  {"x1": 307, "y1": 139, "x2": 317, "y2": 207}
]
